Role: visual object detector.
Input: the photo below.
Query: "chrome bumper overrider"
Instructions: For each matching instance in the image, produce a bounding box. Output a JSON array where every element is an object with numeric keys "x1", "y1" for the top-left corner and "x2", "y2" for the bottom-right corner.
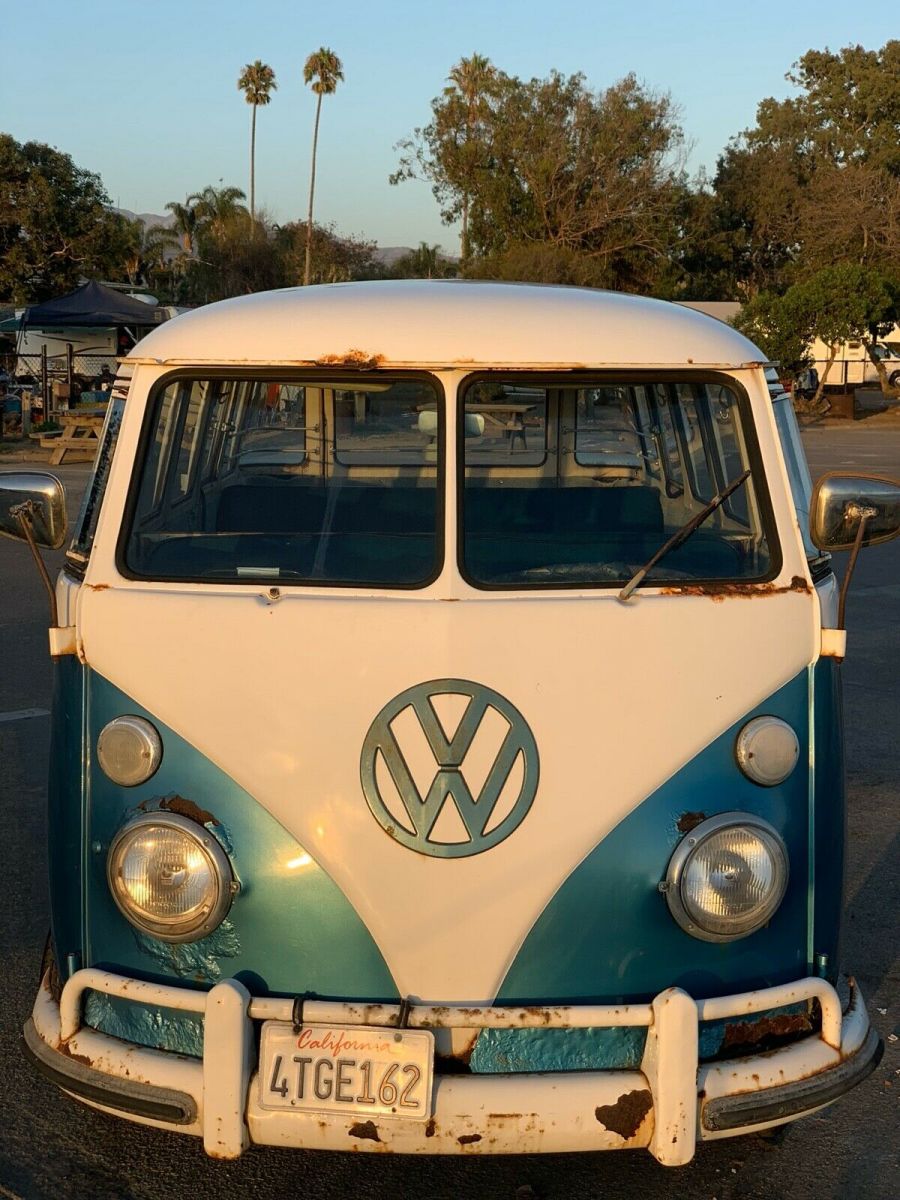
[{"x1": 25, "y1": 968, "x2": 880, "y2": 1166}]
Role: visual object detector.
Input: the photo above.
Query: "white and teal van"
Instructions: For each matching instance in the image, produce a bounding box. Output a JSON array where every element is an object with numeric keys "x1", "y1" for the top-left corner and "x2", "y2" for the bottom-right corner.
[{"x1": 3, "y1": 282, "x2": 898, "y2": 1165}]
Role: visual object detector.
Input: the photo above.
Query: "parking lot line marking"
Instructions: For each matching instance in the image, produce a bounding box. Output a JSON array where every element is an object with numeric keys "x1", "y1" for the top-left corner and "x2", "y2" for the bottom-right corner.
[{"x1": 0, "y1": 708, "x2": 50, "y2": 723}]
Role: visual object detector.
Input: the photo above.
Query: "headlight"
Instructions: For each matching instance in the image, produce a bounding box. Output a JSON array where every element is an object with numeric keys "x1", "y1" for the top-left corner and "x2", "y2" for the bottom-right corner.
[
  {"x1": 107, "y1": 813, "x2": 234, "y2": 942},
  {"x1": 663, "y1": 813, "x2": 788, "y2": 942},
  {"x1": 97, "y1": 716, "x2": 162, "y2": 787}
]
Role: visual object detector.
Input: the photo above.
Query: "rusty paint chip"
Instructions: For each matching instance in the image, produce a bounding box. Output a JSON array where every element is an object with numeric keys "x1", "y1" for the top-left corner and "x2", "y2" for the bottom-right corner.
[
  {"x1": 316, "y1": 349, "x2": 385, "y2": 370},
  {"x1": 425, "y1": 1117, "x2": 436, "y2": 1138},
  {"x1": 661, "y1": 575, "x2": 811, "y2": 601},
  {"x1": 721, "y1": 1011, "x2": 813, "y2": 1053},
  {"x1": 348, "y1": 1120, "x2": 381, "y2": 1142},
  {"x1": 159, "y1": 794, "x2": 217, "y2": 827},
  {"x1": 457, "y1": 1133, "x2": 482, "y2": 1145},
  {"x1": 58, "y1": 1042, "x2": 94, "y2": 1068},
  {"x1": 677, "y1": 811, "x2": 707, "y2": 834},
  {"x1": 594, "y1": 1089, "x2": 653, "y2": 1139}
]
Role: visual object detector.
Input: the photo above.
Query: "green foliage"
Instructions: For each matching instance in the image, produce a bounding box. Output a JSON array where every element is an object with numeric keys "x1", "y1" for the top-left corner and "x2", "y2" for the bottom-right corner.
[
  {"x1": 303, "y1": 48, "x2": 344, "y2": 95},
  {"x1": 393, "y1": 62, "x2": 684, "y2": 291},
  {"x1": 238, "y1": 61, "x2": 277, "y2": 107},
  {"x1": 733, "y1": 292, "x2": 813, "y2": 378},
  {"x1": 0, "y1": 135, "x2": 129, "y2": 302},
  {"x1": 390, "y1": 242, "x2": 456, "y2": 279}
]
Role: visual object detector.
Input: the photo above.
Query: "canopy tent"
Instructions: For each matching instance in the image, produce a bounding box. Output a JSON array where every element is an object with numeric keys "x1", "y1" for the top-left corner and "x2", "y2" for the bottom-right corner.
[{"x1": 22, "y1": 281, "x2": 166, "y2": 329}]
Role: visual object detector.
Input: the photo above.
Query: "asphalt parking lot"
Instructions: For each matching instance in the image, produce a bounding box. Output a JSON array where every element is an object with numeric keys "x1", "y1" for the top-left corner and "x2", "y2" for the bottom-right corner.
[{"x1": 0, "y1": 427, "x2": 897, "y2": 1199}]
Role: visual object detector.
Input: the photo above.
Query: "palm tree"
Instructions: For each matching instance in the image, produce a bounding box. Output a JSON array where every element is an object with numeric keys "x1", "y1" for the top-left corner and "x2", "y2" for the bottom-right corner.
[
  {"x1": 187, "y1": 185, "x2": 249, "y2": 243},
  {"x1": 302, "y1": 47, "x2": 344, "y2": 285},
  {"x1": 237, "y1": 61, "x2": 277, "y2": 223},
  {"x1": 165, "y1": 199, "x2": 199, "y2": 256},
  {"x1": 444, "y1": 54, "x2": 495, "y2": 263}
]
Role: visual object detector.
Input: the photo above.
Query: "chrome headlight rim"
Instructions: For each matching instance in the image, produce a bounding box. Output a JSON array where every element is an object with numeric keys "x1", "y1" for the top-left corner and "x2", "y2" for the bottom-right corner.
[
  {"x1": 106, "y1": 811, "x2": 234, "y2": 944},
  {"x1": 97, "y1": 715, "x2": 163, "y2": 787},
  {"x1": 663, "y1": 811, "x2": 789, "y2": 944}
]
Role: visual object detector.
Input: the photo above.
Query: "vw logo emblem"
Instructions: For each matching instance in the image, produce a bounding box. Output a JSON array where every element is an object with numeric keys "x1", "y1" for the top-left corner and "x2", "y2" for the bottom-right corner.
[{"x1": 360, "y1": 679, "x2": 539, "y2": 858}]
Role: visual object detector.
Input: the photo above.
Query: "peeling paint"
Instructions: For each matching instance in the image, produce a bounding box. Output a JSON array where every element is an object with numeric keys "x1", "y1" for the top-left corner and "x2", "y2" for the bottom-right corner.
[
  {"x1": 661, "y1": 575, "x2": 811, "y2": 601},
  {"x1": 134, "y1": 920, "x2": 240, "y2": 982},
  {"x1": 316, "y1": 350, "x2": 385, "y2": 370},
  {"x1": 57, "y1": 1040, "x2": 94, "y2": 1068},
  {"x1": 158, "y1": 794, "x2": 217, "y2": 827},
  {"x1": 348, "y1": 1120, "x2": 381, "y2": 1142},
  {"x1": 594, "y1": 1089, "x2": 653, "y2": 1139},
  {"x1": 84, "y1": 990, "x2": 205, "y2": 1057},
  {"x1": 676, "y1": 811, "x2": 706, "y2": 834}
]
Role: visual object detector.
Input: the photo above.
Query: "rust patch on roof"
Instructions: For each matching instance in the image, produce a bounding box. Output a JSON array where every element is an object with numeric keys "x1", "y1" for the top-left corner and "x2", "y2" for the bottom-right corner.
[
  {"x1": 595, "y1": 1088, "x2": 653, "y2": 1139},
  {"x1": 348, "y1": 1120, "x2": 381, "y2": 1142},
  {"x1": 316, "y1": 349, "x2": 385, "y2": 370},
  {"x1": 159, "y1": 794, "x2": 217, "y2": 827},
  {"x1": 661, "y1": 575, "x2": 811, "y2": 601},
  {"x1": 677, "y1": 811, "x2": 707, "y2": 834}
]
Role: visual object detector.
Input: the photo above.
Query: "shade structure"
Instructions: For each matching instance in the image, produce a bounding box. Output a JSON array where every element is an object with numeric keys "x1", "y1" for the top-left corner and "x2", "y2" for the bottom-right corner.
[{"x1": 23, "y1": 282, "x2": 166, "y2": 329}]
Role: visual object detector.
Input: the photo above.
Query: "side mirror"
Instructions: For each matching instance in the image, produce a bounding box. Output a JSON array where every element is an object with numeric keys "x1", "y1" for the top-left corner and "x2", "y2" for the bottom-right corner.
[
  {"x1": 0, "y1": 471, "x2": 68, "y2": 549},
  {"x1": 810, "y1": 472, "x2": 900, "y2": 553}
]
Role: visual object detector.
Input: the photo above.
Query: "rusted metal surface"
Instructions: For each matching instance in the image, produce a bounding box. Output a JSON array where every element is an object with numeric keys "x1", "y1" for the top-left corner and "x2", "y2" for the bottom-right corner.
[
  {"x1": 348, "y1": 1120, "x2": 381, "y2": 1142},
  {"x1": 435, "y1": 1031, "x2": 478, "y2": 1073},
  {"x1": 661, "y1": 575, "x2": 812, "y2": 601},
  {"x1": 158, "y1": 794, "x2": 217, "y2": 827},
  {"x1": 594, "y1": 1088, "x2": 653, "y2": 1139},
  {"x1": 457, "y1": 1133, "x2": 482, "y2": 1145},
  {"x1": 676, "y1": 811, "x2": 707, "y2": 834},
  {"x1": 315, "y1": 350, "x2": 385, "y2": 370},
  {"x1": 57, "y1": 1040, "x2": 94, "y2": 1068},
  {"x1": 720, "y1": 1010, "x2": 814, "y2": 1055}
]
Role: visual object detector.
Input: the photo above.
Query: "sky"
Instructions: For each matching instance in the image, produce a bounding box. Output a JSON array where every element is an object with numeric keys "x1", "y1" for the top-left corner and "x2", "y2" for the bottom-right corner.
[{"x1": 1, "y1": 1, "x2": 894, "y2": 254}]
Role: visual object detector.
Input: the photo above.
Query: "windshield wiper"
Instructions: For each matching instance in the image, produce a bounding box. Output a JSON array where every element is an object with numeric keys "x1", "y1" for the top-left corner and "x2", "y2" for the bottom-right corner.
[{"x1": 618, "y1": 469, "x2": 751, "y2": 603}]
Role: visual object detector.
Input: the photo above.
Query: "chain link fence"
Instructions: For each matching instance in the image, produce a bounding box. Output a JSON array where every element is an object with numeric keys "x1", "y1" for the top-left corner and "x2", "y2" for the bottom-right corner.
[{"x1": 2, "y1": 349, "x2": 119, "y2": 439}]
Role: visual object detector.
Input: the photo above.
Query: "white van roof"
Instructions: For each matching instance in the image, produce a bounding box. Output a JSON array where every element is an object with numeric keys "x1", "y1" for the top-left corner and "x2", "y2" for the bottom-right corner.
[{"x1": 129, "y1": 280, "x2": 765, "y2": 371}]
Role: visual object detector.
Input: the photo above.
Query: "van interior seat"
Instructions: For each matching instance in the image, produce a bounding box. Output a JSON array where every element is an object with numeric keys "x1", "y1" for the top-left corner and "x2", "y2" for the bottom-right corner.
[{"x1": 212, "y1": 480, "x2": 436, "y2": 535}]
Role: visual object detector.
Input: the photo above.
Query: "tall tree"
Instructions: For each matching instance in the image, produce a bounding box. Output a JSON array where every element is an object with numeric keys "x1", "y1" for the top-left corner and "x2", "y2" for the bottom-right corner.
[
  {"x1": 237, "y1": 60, "x2": 277, "y2": 223},
  {"x1": 443, "y1": 54, "x2": 496, "y2": 262},
  {"x1": 393, "y1": 67, "x2": 684, "y2": 292},
  {"x1": 0, "y1": 135, "x2": 127, "y2": 301},
  {"x1": 302, "y1": 47, "x2": 344, "y2": 285}
]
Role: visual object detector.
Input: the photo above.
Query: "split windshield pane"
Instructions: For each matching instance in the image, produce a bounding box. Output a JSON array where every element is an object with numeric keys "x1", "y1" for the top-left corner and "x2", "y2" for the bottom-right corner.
[
  {"x1": 460, "y1": 377, "x2": 776, "y2": 588},
  {"x1": 124, "y1": 375, "x2": 442, "y2": 587}
]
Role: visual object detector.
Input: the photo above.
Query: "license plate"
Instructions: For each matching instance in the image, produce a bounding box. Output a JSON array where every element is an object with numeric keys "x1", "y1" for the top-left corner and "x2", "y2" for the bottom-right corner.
[{"x1": 258, "y1": 1022, "x2": 434, "y2": 1121}]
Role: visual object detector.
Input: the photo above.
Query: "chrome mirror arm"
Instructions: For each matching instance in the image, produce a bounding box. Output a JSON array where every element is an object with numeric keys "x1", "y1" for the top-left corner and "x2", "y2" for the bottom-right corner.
[{"x1": 11, "y1": 500, "x2": 59, "y2": 628}]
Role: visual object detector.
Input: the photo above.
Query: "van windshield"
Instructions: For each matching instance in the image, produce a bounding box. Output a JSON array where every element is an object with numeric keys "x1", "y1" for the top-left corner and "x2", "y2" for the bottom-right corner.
[
  {"x1": 123, "y1": 374, "x2": 442, "y2": 587},
  {"x1": 460, "y1": 377, "x2": 777, "y2": 588}
]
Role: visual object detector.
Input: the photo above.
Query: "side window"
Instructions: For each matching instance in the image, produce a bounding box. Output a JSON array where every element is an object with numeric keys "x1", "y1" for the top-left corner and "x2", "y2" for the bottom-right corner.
[
  {"x1": 136, "y1": 383, "x2": 180, "y2": 514},
  {"x1": 67, "y1": 391, "x2": 127, "y2": 571}
]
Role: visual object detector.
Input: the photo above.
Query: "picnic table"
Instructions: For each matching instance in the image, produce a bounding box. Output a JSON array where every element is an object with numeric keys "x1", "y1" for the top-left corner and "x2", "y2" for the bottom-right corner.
[{"x1": 41, "y1": 408, "x2": 106, "y2": 466}]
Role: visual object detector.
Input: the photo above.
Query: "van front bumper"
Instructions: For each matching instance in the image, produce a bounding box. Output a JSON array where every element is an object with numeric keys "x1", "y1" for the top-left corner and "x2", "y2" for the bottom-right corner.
[{"x1": 25, "y1": 968, "x2": 881, "y2": 1166}]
